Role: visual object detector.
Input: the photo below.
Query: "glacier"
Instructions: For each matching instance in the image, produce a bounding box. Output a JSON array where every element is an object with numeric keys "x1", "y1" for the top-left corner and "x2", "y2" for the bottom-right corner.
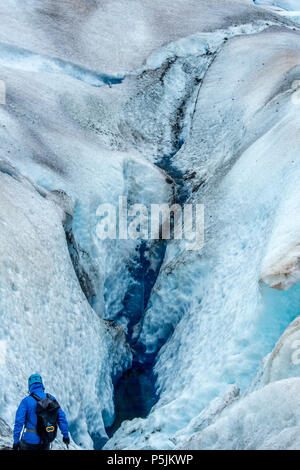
[
  {"x1": 0, "y1": 161, "x2": 132, "y2": 449},
  {"x1": 177, "y1": 315, "x2": 300, "y2": 449},
  {"x1": 0, "y1": 0, "x2": 300, "y2": 451}
]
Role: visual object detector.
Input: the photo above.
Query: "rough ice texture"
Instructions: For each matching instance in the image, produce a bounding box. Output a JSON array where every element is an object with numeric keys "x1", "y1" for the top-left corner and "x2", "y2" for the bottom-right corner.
[
  {"x1": 180, "y1": 378, "x2": 300, "y2": 450},
  {"x1": 176, "y1": 316, "x2": 300, "y2": 449},
  {"x1": 171, "y1": 385, "x2": 240, "y2": 448},
  {"x1": 0, "y1": 163, "x2": 132, "y2": 448},
  {"x1": 1, "y1": 0, "x2": 300, "y2": 451},
  {"x1": 0, "y1": 417, "x2": 12, "y2": 450},
  {"x1": 248, "y1": 315, "x2": 300, "y2": 391},
  {"x1": 105, "y1": 24, "x2": 300, "y2": 449},
  {"x1": 254, "y1": 0, "x2": 300, "y2": 10},
  {"x1": 0, "y1": 0, "x2": 290, "y2": 75},
  {"x1": 260, "y1": 191, "x2": 300, "y2": 290},
  {"x1": 0, "y1": 52, "x2": 173, "y2": 326}
]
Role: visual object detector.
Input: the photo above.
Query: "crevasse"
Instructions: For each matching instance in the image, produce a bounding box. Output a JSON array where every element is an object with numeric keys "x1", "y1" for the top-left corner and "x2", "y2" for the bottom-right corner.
[{"x1": 1, "y1": 0, "x2": 300, "y2": 451}]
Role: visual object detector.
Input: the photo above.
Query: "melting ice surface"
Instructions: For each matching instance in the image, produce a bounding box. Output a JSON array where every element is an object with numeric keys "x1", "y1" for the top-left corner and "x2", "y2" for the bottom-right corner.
[
  {"x1": 253, "y1": 0, "x2": 300, "y2": 23},
  {"x1": 105, "y1": 10, "x2": 300, "y2": 449},
  {"x1": 1, "y1": 0, "x2": 300, "y2": 450},
  {"x1": 0, "y1": 42, "x2": 125, "y2": 87},
  {"x1": 253, "y1": 0, "x2": 300, "y2": 10}
]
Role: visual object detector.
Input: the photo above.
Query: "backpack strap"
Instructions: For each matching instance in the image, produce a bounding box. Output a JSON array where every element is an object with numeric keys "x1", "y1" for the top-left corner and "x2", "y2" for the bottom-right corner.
[
  {"x1": 25, "y1": 428, "x2": 38, "y2": 434},
  {"x1": 31, "y1": 393, "x2": 52, "y2": 400},
  {"x1": 25, "y1": 395, "x2": 39, "y2": 430},
  {"x1": 30, "y1": 393, "x2": 41, "y2": 402}
]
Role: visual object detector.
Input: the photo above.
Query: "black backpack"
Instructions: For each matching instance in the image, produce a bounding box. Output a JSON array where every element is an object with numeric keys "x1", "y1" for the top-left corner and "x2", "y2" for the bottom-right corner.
[{"x1": 31, "y1": 393, "x2": 60, "y2": 443}]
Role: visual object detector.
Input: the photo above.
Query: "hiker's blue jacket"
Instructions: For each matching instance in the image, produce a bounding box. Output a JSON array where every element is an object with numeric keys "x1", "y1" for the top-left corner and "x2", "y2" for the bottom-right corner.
[{"x1": 13, "y1": 383, "x2": 69, "y2": 445}]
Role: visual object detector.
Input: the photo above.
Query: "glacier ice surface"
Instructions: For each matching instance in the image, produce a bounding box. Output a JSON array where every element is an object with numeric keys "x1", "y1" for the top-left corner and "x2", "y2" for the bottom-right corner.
[
  {"x1": 105, "y1": 21, "x2": 300, "y2": 450},
  {"x1": 0, "y1": 162, "x2": 132, "y2": 448},
  {"x1": 1, "y1": 0, "x2": 300, "y2": 451},
  {"x1": 180, "y1": 378, "x2": 300, "y2": 449}
]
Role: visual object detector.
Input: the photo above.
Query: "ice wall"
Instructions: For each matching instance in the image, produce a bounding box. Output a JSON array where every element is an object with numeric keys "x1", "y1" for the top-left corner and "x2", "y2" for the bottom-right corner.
[
  {"x1": 180, "y1": 378, "x2": 300, "y2": 449},
  {"x1": 1, "y1": 0, "x2": 300, "y2": 451},
  {"x1": 105, "y1": 24, "x2": 300, "y2": 450},
  {"x1": 0, "y1": 162, "x2": 132, "y2": 448}
]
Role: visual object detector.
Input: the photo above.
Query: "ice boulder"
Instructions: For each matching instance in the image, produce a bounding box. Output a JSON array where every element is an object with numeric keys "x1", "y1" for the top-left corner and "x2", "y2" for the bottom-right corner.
[
  {"x1": 249, "y1": 315, "x2": 300, "y2": 390},
  {"x1": 180, "y1": 378, "x2": 300, "y2": 449}
]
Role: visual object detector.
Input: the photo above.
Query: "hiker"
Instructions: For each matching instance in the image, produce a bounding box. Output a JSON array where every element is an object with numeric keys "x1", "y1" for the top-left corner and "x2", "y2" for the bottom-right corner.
[{"x1": 13, "y1": 373, "x2": 70, "y2": 450}]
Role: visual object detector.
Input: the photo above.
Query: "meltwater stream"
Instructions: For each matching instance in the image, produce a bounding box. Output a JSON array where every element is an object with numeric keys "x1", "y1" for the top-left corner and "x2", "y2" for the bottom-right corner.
[
  {"x1": 0, "y1": 42, "x2": 125, "y2": 87},
  {"x1": 103, "y1": 148, "x2": 193, "y2": 445}
]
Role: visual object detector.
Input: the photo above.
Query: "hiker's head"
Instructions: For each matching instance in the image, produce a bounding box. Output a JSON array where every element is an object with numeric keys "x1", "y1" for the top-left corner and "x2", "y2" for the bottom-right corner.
[{"x1": 28, "y1": 373, "x2": 43, "y2": 390}]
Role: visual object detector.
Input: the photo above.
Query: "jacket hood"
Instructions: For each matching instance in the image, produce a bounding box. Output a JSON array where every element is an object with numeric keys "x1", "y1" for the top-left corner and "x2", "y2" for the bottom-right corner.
[{"x1": 29, "y1": 382, "x2": 45, "y2": 394}]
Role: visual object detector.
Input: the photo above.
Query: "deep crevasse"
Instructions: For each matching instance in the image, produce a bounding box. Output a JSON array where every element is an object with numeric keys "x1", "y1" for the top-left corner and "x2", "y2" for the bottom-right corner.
[
  {"x1": 105, "y1": 7, "x2": 300, "y2": 450},
  {"x1": 1, "y1": 0, "x2": 300, "y2": 450}
]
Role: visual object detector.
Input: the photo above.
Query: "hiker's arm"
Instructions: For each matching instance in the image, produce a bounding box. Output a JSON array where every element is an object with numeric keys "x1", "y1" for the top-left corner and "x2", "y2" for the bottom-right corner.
[
  {"x1": 57, "y1": 407, "x2": 69, "y2": 439},
  {"x1": 13, "y1": 399, "x2": 27, "y2": 444}
]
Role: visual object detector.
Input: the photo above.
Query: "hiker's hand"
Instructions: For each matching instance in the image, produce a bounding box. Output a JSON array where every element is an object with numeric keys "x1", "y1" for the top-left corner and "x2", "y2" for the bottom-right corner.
[
  {"x1": 63, "y1": 437, "x2": 70, "y2": 446},
  {"x1": 13, "y1": 442, "x2": 20, "y2": 451}
]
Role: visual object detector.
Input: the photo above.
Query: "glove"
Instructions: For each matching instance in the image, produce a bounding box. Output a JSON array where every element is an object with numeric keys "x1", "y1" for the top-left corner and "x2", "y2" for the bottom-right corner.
[
  {"x1": 13, "y1": 442, "x2": 20, "y2": 451},
  {"x1": 63, "y1": 437, "x2": 70, "y2": 446}
]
